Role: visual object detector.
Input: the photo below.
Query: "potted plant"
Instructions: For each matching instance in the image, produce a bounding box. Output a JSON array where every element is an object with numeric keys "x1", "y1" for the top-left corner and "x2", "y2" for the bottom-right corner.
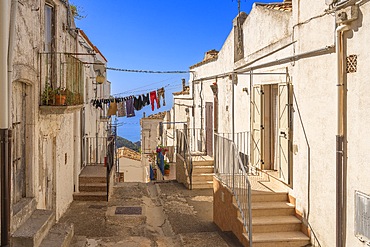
[
  {"x1": 164, "y1": 161, "x2": 170, "y2": 176},
  {"x1": 54, "y1": 87, "x2": 67, "y2": 105}
]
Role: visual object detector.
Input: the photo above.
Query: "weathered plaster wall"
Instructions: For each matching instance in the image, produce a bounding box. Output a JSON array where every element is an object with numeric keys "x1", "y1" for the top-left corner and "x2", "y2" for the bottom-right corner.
[
  {"x1": 10, "y1": 0, "x2": 108, "y2": 225},
  {"x1": 243, "y1": 5, "x2": 292, "y2": 57}
]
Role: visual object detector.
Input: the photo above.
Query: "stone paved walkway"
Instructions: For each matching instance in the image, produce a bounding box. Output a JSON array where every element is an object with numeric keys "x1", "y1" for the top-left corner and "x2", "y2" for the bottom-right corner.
[{"x1": 59, "y1": 181, "x2": 242, "y2": 247}]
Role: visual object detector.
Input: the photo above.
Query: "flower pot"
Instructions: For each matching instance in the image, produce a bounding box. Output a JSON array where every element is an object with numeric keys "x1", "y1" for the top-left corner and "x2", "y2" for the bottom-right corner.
[
  {"x1": 164, "y1": 169, "x2": 170, "y2": 176},
  {"x1": 55, "y1": 95, "x2": 66, "y2": 105}
]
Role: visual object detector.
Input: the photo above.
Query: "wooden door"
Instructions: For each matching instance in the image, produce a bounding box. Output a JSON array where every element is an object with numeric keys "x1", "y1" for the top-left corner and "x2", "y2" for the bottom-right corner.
[
  {"x1": 12, "y1": 82, "x2": 27, "y2": 204},
  {"x1": 205, "y1": 102, "x2": 213, "y2": 156}
]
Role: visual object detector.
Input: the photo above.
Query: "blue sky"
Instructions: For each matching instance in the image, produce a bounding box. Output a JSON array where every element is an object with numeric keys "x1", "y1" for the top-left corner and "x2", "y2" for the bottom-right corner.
[{"x1": 72, "y1": 0, "x2": 274, "y2": 142}]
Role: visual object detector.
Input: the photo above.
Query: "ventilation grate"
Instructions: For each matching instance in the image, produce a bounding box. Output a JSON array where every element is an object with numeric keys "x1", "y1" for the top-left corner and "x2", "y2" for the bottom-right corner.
[
  {"x1": 355, "y1": 191, "x2": 370, "y2": 243},
  {"x1": 346, "y1": 55, "x2": 357, "y2": 73},
  {"x1": 115, "y1": 206, "x2": 142, "y2": 215}
]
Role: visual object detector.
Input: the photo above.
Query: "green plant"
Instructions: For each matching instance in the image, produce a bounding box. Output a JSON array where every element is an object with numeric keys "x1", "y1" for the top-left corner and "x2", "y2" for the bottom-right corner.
[
  {"x1": 41, "y1": 82, "x2": 54, "y2": 105},
  {"x1": 54, "y1": 86, "x2": 66, "y2": 95},
  {"x1": 164, "y1": 161, "x2": 170, "y2": 170},
  {"x1": 70, "y1": 4, "x2": 86, "y2": 20}
]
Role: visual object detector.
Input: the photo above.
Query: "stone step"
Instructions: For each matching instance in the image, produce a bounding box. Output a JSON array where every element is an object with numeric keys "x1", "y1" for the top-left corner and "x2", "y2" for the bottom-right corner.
[
  {"x1": 252, "y1": 216, "x2": 302, "y2": 233},
  {"x1": 244, "y1": 231, "x2": 310, "y2": 247},
  {"x1": 252, "y1": 201, "x2": 295, "y2": 217},
  {"x1": 192, "y1": 165, "x2": 214, "y2": 174},
  {"x1": 79, "y1": 183, "x2": 106, "y2": 192},
  {"x1": 73, "y1": 191, "x2": 107, "y2": 201},
  {"x1": 192, "y1": 160, "x2": 214, "y2": 167},
  {"x1": 191, "y1": 181, "x2": 213, "y2": 189},
  {"x1": 192, "y1": 173, "x2": 214, "y2": 182},
  {"x1": 11, "y1": 209, "x2": 55, "y2": 247},
  {"x1": 251, "y1": 191, "x2": 288, "y2": 202},
  {"x1": 79, "y1": 176, "x2": 106, "y2": 184},
  {"x1": 39, "y1": 223, "x2": 74, "y2": 247}
]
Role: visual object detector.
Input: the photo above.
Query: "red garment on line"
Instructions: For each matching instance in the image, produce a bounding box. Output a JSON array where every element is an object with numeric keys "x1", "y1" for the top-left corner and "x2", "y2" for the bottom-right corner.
[{"x1": 150, "y1": 91, "x2": 158, "y2": 111}]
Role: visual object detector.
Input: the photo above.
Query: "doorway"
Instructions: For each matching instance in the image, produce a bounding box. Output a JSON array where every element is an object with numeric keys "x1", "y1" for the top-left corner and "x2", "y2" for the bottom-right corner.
[{"x1": 251, "y1": 82, "x2": 293, "y2": 185}]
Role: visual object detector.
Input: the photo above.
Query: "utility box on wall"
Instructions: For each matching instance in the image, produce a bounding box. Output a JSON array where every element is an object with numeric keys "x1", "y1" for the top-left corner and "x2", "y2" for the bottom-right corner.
[{"x1": 355, "y1": 191, "x2": 370, "y2": 244}]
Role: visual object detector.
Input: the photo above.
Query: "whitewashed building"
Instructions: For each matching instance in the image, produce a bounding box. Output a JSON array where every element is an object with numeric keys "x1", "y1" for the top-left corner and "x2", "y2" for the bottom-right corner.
[
  {"x1": 170, "y1": 0, "x2": 370, "y2": 246},
  {"x1": 0, "y1": 0, "x2": 110, "y2": 246}
]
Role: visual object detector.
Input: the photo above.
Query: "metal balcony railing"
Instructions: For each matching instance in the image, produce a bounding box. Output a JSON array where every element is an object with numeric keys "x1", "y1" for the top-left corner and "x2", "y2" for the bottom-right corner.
[{"x1": 40, "y1": 52, "x2": 84, "y2": 106}]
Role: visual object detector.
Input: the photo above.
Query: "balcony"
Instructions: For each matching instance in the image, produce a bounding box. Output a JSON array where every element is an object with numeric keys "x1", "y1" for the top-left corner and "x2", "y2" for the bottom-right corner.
[{"x1": 39, "y1": 53, "x2": 84, "y2": 114}]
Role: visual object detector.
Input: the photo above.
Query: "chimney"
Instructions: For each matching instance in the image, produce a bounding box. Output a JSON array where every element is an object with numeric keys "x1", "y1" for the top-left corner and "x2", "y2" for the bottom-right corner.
[
  {"x1": 143, "y1": 112, "x2": 146, "y2": 118},
  {"x1": 182, "y1": 79, "x2": 186, "y2": 91}
]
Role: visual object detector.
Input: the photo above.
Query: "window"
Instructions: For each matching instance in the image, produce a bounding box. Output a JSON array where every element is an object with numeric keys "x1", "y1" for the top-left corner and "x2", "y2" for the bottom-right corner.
[{"x1": 44, "y1": 4, "x2": 54, "y2": 52}]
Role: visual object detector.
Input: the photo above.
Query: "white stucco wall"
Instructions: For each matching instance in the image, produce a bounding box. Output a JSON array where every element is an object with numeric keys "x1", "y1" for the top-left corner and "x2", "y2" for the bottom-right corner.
[
  {"x1": 141, "y1": 117, "x2": 163, "y2": 177},
  {"x1": 118, "y1": 157, "x2": 146, "y2": 182}
]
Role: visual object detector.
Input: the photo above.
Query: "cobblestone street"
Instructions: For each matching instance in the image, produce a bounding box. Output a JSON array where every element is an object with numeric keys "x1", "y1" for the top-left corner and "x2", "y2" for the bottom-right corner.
[{"x1": 59, "y1": 181, "x2": 242, "y2": 247}]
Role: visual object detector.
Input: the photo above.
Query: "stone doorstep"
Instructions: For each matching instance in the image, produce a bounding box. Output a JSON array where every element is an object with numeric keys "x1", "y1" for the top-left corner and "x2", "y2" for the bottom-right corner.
[
  {"x1": 39, "y1": 223, "x2": 74, "y2": 247},
  {"x1": 249, "y1": 231, "x2": 310, "y2": 244},
  {"x1": 73, "y1": 191, "x2": 107, "y2": 202},
  {"x1": 11, "y1": 198, "x2": 37, "y2": 233},
  {"x1": 79, "y1": 182, "x2": 106, "y2": 192},
  {"x1": 11, "y1": 209, "x2": 55, "y2": 247}
]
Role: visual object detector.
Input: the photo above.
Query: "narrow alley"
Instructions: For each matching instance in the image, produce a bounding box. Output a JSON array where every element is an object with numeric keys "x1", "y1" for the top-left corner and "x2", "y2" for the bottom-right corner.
[{"x1": 59, "y1": 181, "x2": 242, "y2": 247}]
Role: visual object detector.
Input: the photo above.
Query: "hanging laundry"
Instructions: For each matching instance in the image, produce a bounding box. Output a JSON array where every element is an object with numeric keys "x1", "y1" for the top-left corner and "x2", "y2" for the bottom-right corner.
[
  {"x1": 117, "y1": 101, "x2": 126, "y2": 117},
  {"x1": 150, "y1": 90, "x2": 158, "y2": 111},
  {"x1": 134, "y1": 95, "x2": 144, "y2": 111},
  {"x1": 157, "y1": 87, "x2": 165, "y2": 107},
  {"x1": 142, "y1": 93, "x2": 150, "y2": 107},
  {"x1": 125, "y1": 97, "x2": 135, "y2": 117},
  {"x1": 107, "y1": 100, "x2": 117, "y2": 116},
  {"x1": 157, "y1": 152, "x2": 165, "y2": 176}
]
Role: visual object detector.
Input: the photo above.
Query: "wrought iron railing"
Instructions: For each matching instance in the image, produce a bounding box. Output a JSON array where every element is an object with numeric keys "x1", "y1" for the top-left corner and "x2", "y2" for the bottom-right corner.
[
  {"x1": 214, "y1": 133, "x2": 252, "y2": 246},
  {"x1": 40, "y1": 52, "x2": 84, "y2": 106},
  {"x1": 82, "y1": 136, "x2": 108, "y2": 168},
  {"x1": 176, "y1": 129, "x2": 193, "y2": 189}
]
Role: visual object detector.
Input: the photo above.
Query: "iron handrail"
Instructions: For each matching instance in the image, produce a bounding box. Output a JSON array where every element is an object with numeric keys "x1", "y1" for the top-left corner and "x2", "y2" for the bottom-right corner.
[
  {"x1": 214, "y1": 133, "x2": 252, "y2": 246},
  {"x1": 176, "y1": 129, "x2": 193, "y2": 189}
]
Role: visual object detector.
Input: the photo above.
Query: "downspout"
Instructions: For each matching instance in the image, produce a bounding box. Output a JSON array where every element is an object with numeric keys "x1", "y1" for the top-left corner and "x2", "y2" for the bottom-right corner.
[
  {"x1": 232, "y1": 73, "x2": 236, "y2": 190},
  {"x1": 8, "y1": 0, "x2": 17, "y2": 127},
  {"x1": 336, "y1": 24, "x2": 349, "y2": 247},
  {"x1": 1, "y1": 1, "x2": 11, "y2": 246}
]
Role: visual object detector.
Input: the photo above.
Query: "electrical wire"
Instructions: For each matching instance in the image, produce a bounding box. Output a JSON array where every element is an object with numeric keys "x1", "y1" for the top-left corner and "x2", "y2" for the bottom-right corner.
[{"x1": 107, "y1": 67, "x2": 189, "y2": 74}]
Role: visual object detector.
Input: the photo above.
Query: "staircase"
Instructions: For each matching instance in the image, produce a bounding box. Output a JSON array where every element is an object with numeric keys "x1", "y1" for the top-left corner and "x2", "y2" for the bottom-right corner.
[
  {"x1": 73, "y1": 165, "x2": 107, "y2": 201},
  {"x1": 11, "y1": 206, "x2": 74, "y2": 247},
  {"x1": 235, "y1": 191, "x2": 310, "y2": 247},
  {"x1": 190, "y1": 155, "x2": 214, "y2": 189}
]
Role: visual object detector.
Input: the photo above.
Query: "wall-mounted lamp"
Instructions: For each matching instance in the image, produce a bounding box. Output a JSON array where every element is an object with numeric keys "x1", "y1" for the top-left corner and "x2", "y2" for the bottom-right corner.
[{"x1": 96, "y1": 74, "x2": 105, "y2": 84}]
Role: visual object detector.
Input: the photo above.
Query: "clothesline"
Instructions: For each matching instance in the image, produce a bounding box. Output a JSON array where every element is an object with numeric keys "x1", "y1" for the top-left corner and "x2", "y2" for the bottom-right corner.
[{"x1": 91, "y1": 87, "x2": 166, "y2": 118}]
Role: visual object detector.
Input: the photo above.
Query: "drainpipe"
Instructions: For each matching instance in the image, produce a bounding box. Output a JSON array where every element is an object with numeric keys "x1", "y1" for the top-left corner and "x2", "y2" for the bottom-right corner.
[
  {"x1": 232, "y1": 73, "x2": 236, "y2": 190},
  {"x1": 1, "y1": 0, "x2": 11, "y2": 246},
  {"x1": 336, "y1": 24, "x2": 349, "y2": 247}
]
